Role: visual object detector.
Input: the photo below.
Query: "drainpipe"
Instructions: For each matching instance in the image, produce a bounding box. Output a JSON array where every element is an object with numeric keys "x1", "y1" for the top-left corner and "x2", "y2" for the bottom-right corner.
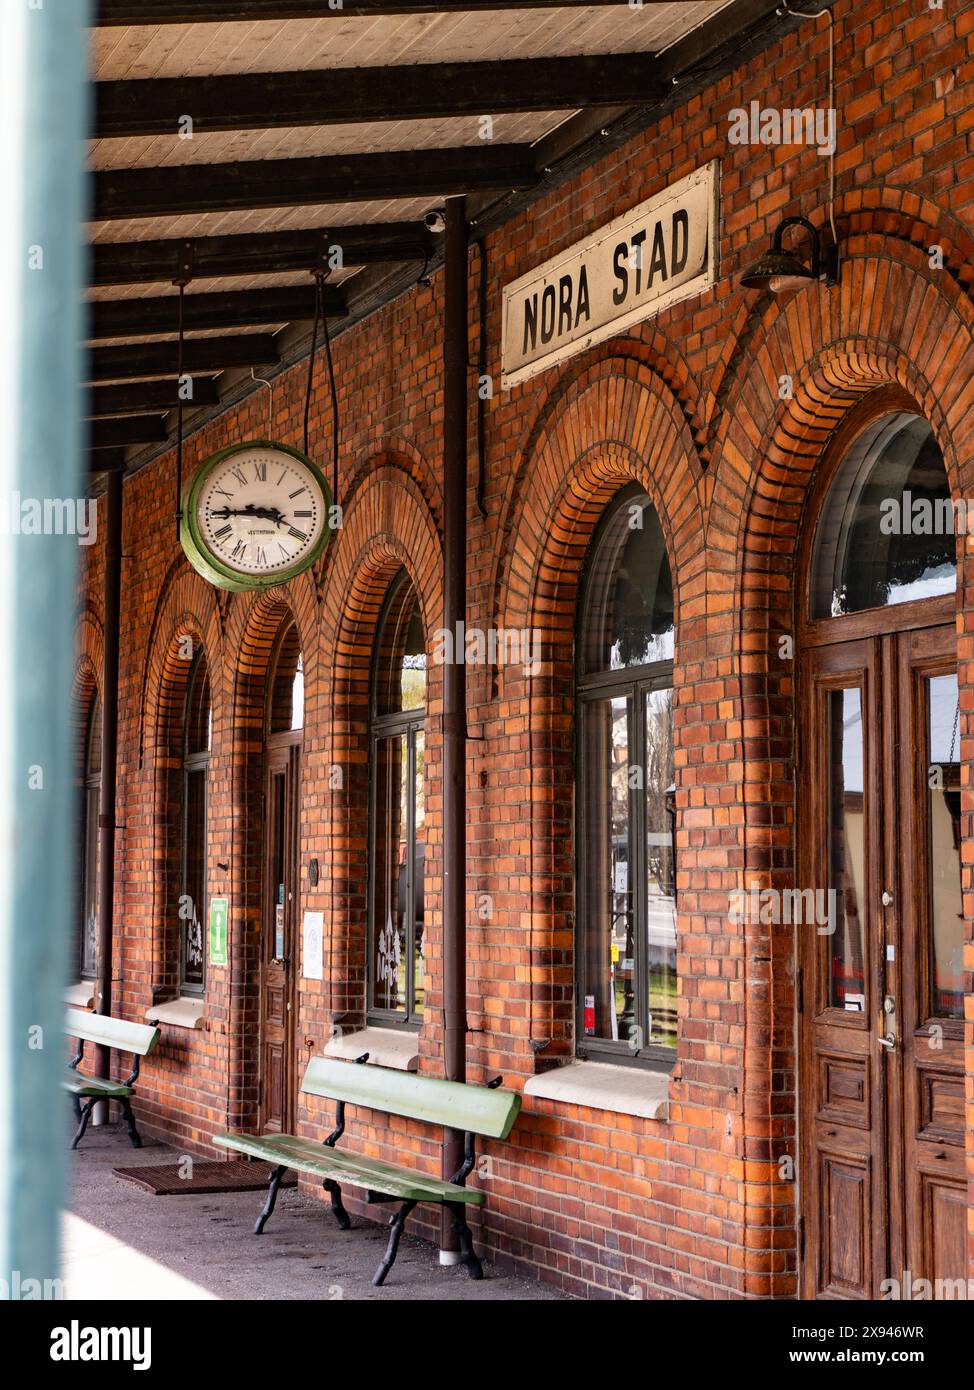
[
  {"x1": 440, "y1": 194, "x2": 468, "y2": 1260},
  {"x1": 94, "y1": 468, "x2": 122, "y2": 1112}
]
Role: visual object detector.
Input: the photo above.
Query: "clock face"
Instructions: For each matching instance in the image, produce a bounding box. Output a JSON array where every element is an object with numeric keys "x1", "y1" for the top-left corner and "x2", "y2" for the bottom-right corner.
[{"x1": 188, "y1": 443, "x2": 329, "y2": 586}]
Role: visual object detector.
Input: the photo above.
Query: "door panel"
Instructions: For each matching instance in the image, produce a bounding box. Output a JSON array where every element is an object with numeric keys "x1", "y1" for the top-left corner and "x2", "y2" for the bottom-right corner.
[
  {"x1": 896, "y1": 626, "x2": 965, "y2": 1290},
  {"x1": 800, "y1": 623, "x2": 963, "y2": 1298},
  {"x1": 259, "y1": 742, "x2": 300, "y2": 1134},
  {"x1": 800, "y1": 638, "x2": 889, "y2": 1299}
]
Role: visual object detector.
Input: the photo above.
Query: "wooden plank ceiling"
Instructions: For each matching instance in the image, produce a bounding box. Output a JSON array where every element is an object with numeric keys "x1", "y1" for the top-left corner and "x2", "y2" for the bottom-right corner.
[{"x1": 85, "y1": 0, "x2": 796, "y2": 474}]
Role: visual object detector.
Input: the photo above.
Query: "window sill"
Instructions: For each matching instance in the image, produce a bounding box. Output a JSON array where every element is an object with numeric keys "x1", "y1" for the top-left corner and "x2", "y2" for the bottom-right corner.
[
  {"x1": 524, "y1": 1060, "x2": 670, "y2": 1121},
  {"x1": 65, "y1": 981, "x2": 95, "y2": 1008},
  {"x1": 324, "y1": 1026, "x2": 418, "y2": 1072},
  {"x1": 145, "y1": 998, "x2": 206, "y2": 1031}
]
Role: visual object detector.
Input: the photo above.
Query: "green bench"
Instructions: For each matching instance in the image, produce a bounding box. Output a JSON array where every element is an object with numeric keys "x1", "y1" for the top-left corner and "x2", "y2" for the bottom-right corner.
[
  {"x1": 215, "y1": 1054, "x2": 521, "y2": 1287},
  {"x1": 64, "y1": 1007, "x2": 160, "y2": 1151}
]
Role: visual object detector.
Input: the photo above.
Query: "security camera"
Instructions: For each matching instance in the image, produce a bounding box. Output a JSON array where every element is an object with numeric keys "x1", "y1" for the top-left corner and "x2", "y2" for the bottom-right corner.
[{"x1": 424, "y1": 210, "x2": 447, "y2": 234}]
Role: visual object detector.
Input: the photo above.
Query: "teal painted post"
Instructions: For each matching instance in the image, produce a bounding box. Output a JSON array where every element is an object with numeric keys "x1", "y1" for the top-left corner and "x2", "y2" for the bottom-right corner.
[{"x1": 0, "y1": 0, "x2": 91, "y2": 1296}]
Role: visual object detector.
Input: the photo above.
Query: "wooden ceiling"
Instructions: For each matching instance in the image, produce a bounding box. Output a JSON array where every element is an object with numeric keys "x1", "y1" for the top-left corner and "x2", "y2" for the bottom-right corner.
[{"x1": 85, "y1": 0, "x2": 807, "y2": 476}]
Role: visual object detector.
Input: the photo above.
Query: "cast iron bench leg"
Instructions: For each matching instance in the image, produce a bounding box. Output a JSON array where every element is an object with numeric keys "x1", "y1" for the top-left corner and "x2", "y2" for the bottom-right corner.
[
  {"x1": 120, "y1": 1097, "x2": 143, "y2": 1149},
  {"x1": 372, "y1": 1199, "x2": 417, "y2": 1287},
  {"x1": 254, "y1": 1165, "x2": 287, "y2": 1235},
  {"x1": 322, "y1": 1178, "x2": 351, "y2": 1230},
  {"x1": 446, "y1": 1201, "x2": 484, "y2": 1280},
  {"x1": 71, "y1": 1098, "x2": 95, "y2": 1151}
]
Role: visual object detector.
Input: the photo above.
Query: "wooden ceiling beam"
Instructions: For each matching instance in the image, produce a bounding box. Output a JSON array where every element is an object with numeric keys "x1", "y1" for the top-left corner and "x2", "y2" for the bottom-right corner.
[
  {"x1": 89, "y1": 284, "x2": 345, "y2": 339},
  {"x1": 95, "y1": 53, "x2": 665, "y2": 138},
  {"x1": 86, "y1": 377, "x2": 222, "y2": 417},
  {"x1": 94, "y1": 145, "x2": 537, "y2": 220},
  {"x1": 96, "y1": 1, "x2": 670, "y2": 23},
  {"x1": 90, "y1": 224, "x2": 432, "y2": 285},
  {"x1": 88, "y1": 333, "x2": 279, "y2": 382}
]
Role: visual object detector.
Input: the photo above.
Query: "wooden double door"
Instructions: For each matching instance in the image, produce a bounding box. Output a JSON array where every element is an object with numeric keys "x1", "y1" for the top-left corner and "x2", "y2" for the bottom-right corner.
[
  {"x1": 259, "y1": 740, "x2": 300, "y2": 1134},
  {"x1": 800, "y1": 622, "x2": 966, "y2": 1298}
]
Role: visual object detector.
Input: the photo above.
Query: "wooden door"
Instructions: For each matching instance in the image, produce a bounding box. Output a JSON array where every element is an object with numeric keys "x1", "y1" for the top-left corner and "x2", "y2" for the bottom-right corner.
[
  {"x1": 259, "y1": 740, "x2": 300, "y2": 1134},
  {"x1": 799, "y1": 625, "x2": 966, "y2": 1298},
  {"x1": 895, "y1": 625, "x2": 966, "y2": 1292}
]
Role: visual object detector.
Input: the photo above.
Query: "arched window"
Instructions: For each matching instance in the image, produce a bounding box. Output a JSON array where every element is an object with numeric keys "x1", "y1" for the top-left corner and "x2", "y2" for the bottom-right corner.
[
  {"x1": 811, "y1": 412, "x2": 955, "y2": 618},
  {"x1": 369, "y1": 570, "x2": 427, "y2": 1024},
  {"x1": 268, "y1": 620, "x2": 304, "y2": 735},
  {"x1": 79, "y1": 692, "x2": 102, "y2": 981},
  {"x1": 576, "y1": 485, "x2": 676, "y2": 1066},
  {"x1": 180, "y1": 648, "x2": 211, "y2": 996}
]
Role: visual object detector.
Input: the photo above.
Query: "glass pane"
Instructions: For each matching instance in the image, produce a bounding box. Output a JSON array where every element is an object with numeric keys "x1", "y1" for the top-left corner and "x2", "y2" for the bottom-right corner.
[
  {"x1": 812, "y1": 414, "x2": 955, "y2": 618},
  {"x1": 827, "y1": 688, "x2": 867, "y2": 1009},
  {"x1": 413, "y1": 730, "x2": 425, "y2": 1016},
  {"x1": 86, "y1": 693, "x2": 102, "y2": 777},
  {"x1": 181, "y1": 766, "x2": 206, "y2": 992},
  {"x1": 581, "y1": 695, "x2": 635, "y2": 1043},
  {"x1": 267, "y1": 772, "x2": 286, "y2": 961},
  {"x1": 81, "y1": 784, "x2": 99, "y2": 979},
  {"x1": 184, "y1": 652, "x2": 211, "y2": 755},
  {"x1": 927, "y1": 673, "x2": 963, "y2": 1019},
  {"x1": 580, "y1": 492, "x2": 673, "y2": 673},
  {"x1": 372, "y1": 733, "x2": 408, "y2": 1014},
  {"x1": 376, "y1": 575, "x2": 426, "y2": 715},
  {"x1": 645, "y1": 688, "x2": 677, "y2": 1049},
  {"x1": 269, "y1": 622, "x2": 303, "y2": 733}
]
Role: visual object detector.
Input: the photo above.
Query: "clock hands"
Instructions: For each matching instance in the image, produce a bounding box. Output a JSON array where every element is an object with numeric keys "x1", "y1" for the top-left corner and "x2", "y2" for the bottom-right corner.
[{"x1": 210, "y1": 503, "x2": 288, "y2": 527}]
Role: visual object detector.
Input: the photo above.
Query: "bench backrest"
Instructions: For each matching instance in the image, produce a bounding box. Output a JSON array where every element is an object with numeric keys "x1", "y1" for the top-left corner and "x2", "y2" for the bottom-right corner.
[
  {"x1": 65, "y1": 1008, "x2": 160, "y2": 1058},
  {"x1": 302, "y1": 1057, "x2": 520, "y2": 1140}
]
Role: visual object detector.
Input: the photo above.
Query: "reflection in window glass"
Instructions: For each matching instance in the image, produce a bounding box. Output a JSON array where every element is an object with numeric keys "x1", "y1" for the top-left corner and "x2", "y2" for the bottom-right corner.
[
  {"x1": 370, "y1": 572, "x2": 426, "y2": 1023},
  {"x1": 927, "y1": 673, "x2": 963, "y2": 1019},
  {"x1": 580, "y1": 494, "x2": 674, "y2": 672},
  {"x1": 577, "y1": 487, "x2": 677, "y2": 1063},
  {"x1": 812, "y1": 414, "x2": 955, "y2": 619},
  {"x1": 80, "y1": 693, "x2": 101, "y2": 980},
  {"x1": 580, "y1": 695, "x2": 632, "y2": 1044},
  {"x1": 827, "y1": 688, "x2": 866, "y2": 1010},
  {"x1": 269, "y1": 622, "x2": 303, "y2": 733},
  {"x1": 645, "y1": 689, "x2": 677, "y2": 1048},
  {"x1": 180, "y1": 650, "x2": 210, "y2": 995}
]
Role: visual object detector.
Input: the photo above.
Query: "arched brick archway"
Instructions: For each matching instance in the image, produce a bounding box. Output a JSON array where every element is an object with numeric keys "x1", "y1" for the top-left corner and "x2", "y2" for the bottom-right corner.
[
  {"x1": 139, "y1": 569, "x2": 224, "y2": 1001},
  {"x1": 223, "y1": 584, "x2": 316, "y2": 1133},
  {"x1": 707, "y1": 239, "x2": 974, "y2": 1296},
  {"x1": 314, "y1": 460, "x2": 442, "y2": 1056},
  {"x1": 494, "y1": 358, "x2": 704, "y2": 1069}
]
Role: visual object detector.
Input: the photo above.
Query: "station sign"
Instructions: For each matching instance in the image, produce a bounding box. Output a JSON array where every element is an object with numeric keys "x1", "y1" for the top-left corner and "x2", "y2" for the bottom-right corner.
[{"x1": 501, "y1": 161, "x2": 719, "y2": 388}]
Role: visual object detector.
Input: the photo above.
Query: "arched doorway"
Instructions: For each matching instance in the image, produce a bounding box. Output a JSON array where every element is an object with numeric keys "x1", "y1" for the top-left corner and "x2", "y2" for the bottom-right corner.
[
  {"x1": 259, "y1": 618, "x2": 304, "y2": 1135},
  {"x1": 797, "y1": 392, "x2": 964, "y2": 1299}
]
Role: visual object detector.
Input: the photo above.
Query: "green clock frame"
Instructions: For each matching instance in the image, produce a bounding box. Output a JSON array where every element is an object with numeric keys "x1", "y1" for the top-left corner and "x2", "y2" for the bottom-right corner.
[{"x1": 179, "y1": 439, "x2": 333, "y2": 593}]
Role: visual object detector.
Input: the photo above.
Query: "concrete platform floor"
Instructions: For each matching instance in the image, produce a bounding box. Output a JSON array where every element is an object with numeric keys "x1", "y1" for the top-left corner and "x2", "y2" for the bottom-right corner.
[{"x1": 65, "y1": 1123, "x2": 564, "y2": 1301}]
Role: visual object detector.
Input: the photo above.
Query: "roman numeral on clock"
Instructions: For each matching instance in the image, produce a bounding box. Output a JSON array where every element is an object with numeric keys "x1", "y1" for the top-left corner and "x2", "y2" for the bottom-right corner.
[
  {"x1": 288, "y1": 527, "x2": 307, "y2": 541},
  {"x1": 231, "y1": 540, "x2": 247, "y2": 560},
  {"x1": 213, "y1": 524, "x2": 232, "y2": 540},
  {"x1": 255, "y1": 462, "x2": 267, "y2": 482}
]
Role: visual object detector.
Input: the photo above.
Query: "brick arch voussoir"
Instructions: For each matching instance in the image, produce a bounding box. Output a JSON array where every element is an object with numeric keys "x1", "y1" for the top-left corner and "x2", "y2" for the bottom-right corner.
[
  {"x1": 492, "y1": 351, "x2": 702, "y2": 645},
  {"x1": 139, "y1": 567, "x2": 223, "y2": 771},
  {"x1": 315, "y1": 460, "x2": 442, "y2": 1023}
]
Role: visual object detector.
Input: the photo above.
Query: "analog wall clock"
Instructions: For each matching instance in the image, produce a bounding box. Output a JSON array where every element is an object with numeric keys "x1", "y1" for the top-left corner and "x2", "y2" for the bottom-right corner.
[{"x1": 180, "y1": 440, "x2": 332, "y2": 592}]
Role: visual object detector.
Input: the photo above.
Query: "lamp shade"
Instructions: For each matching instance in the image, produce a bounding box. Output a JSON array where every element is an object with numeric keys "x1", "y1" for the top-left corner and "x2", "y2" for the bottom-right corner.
[{"x1": 738, "y1": 246, "x2": 816, "y2": 292}]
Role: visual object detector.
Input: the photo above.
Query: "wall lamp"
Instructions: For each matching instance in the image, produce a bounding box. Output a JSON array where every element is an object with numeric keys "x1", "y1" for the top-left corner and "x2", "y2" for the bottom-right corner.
[{"x1": 739, "y1": 216, "x2": 839, "y2": 293}]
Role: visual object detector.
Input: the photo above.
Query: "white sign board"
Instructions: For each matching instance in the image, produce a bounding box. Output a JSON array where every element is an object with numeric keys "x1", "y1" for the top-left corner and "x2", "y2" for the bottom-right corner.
[
  {"x1": 501, "y1": 161, "x2": 718, "y2": 388},
  {"x1": 302, "y1": 910, "x2": 323, "y2": 981}
]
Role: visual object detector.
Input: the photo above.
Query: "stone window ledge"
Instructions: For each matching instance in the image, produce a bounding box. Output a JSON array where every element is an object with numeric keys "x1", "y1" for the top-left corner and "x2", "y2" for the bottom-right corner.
[
  {"x1": 145, "y1": 998, "x2": 206, "y2": 1031},
  {"x1": 524, "y1": 1060, "x2": 670, "y2": 1121},
  {"x1": 324, "y1": 1026, "x2": 419, "y2": 1072},
  {"x1": 65, "y1": 981, "x2": 95, "y2": 1008}
]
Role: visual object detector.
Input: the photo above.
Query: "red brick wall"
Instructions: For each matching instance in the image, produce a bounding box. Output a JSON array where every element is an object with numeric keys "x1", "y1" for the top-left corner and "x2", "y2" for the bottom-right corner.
[{"x1": 78, "y1": 0, "x2": 974, "y2": 1298}]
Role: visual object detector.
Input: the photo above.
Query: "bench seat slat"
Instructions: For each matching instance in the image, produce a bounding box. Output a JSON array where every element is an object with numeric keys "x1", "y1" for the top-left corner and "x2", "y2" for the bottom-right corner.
[
  {"x1": 63, "y1": 1072, "x2": 134, "y2": 1098},
  {"x1": 300, "y1": 1057, "x2": 520, "y2": 1140},
  {"x1": 213, "y1": 1132, "x2": 484, "y2": 1205},
  {"x1": 64, "y1": 1008, "x2": 160, "y2": 1058}
]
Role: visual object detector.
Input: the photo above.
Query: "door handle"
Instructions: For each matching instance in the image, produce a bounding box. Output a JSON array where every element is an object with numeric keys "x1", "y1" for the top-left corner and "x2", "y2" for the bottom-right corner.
[
  {"x1": 878, "y1": 993, "x2": 896, "y2": 1051},
  {"x1": 877, "y1": 1031, "x2": 895, "y2": 1051}
]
